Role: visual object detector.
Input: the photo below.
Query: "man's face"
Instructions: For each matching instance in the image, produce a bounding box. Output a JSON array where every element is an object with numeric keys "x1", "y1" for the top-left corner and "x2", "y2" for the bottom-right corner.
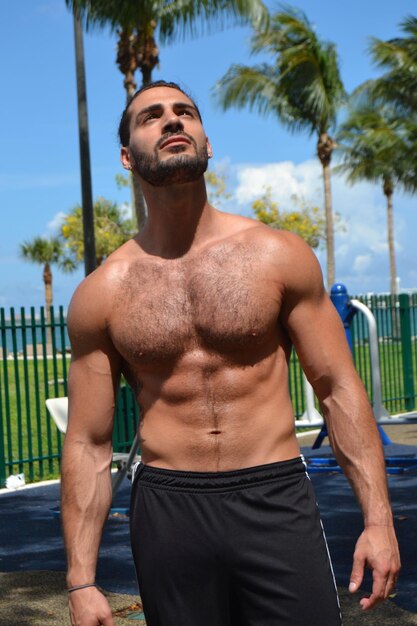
[{"x1": 121, "y1": 87, "x2": 212, "y2": 187}]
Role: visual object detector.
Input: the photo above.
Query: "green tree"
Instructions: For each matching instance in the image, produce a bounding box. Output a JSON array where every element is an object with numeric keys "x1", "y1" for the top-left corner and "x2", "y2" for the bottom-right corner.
[
  {"x1": 20, "y1": 237, "x2": 75, "y2": 311},
  {"x1": 215, "y1": 6, "x2": 346, "y2": 287},
  {"x1": 367, "y1": 16, "x2": 417, "y2": 115},
  {"x1": 205, "y1": 167, "x2": 232, "y2": 208},
  {"x1": 60, "y1": 197, "x2": 136, "y2": 267},
  {"x1": 336, "y1": 96, "x2": 417, "y2": 295},
  {"x1": 252, "y1": 189, "x2": 325, "y2": 249},
  {"x1": 65, "y1": 0, "x2": 268, "y2": 229},
  {"x1": 20, "y1": 237, "x2": 76, "y2": 351}
]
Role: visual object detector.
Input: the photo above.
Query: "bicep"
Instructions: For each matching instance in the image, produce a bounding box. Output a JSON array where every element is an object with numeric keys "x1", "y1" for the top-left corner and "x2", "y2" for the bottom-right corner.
[
  {"x1": 67, "y1": 349, "x2": 121, "y2": 444},
  {"x1": 65, "y1": 285, "x2": 122, "y2": 444},
  {"x1": 279, "y1": 243, "x2": 358, "y2": 400},
  {"x1": 285, "y1": 294, "x2": 357, "y2": 396}
]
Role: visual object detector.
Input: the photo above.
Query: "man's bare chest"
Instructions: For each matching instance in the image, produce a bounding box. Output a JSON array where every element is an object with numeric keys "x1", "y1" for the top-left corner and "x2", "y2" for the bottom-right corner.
[{"x1": 110, "y1": 244, "x2": 282, "y2": 363}]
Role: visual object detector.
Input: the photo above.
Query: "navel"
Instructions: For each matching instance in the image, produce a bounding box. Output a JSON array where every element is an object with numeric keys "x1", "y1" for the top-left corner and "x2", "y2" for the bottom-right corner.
[{"x1": 209, "y1": 429, "x2": 222, "y2": 435}]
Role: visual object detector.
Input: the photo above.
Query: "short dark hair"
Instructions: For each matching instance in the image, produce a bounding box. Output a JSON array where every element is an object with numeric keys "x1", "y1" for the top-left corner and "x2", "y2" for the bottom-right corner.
[{"x1": 118, "y1": 80, "x2": 203, "y2": 147}]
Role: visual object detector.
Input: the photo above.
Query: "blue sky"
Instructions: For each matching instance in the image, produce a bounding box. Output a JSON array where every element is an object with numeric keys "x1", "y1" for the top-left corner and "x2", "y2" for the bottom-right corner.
[{"x1": 1, "y1": 0, "x2": 417, "y2": 311}]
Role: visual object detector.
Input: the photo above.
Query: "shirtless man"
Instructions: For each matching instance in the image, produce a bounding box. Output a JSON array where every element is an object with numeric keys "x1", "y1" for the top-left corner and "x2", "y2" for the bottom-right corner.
[{"x1": 61, "y1": 80, "x2": 400, "y2": 626}]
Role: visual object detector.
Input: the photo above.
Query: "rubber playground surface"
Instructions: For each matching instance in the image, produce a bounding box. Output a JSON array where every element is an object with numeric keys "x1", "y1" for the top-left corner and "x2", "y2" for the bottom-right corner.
[{"x1": 1, "y1": 423, "x2": 417, "y2": 625}]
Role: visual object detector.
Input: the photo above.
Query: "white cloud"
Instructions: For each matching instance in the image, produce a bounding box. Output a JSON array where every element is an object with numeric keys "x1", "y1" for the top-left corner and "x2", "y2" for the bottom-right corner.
[
  {"x1": 46, "y1": 211, "x2": 67, "y2": 234},
  {"x1": 119, "y1": 202, "x2": 133, "y2": 219},
  {"x1": 353, "y1": 254, "x2": 372, "y2": 273},
  {"x1": 231, "y1": 158, "x2": 416, "y2": 293},
  {"x1": 234, "y1": 159, "x2": 320, "y2": 206}
]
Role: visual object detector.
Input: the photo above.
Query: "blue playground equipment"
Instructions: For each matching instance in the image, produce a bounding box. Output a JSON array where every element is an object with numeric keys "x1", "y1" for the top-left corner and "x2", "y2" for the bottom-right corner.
[{"x1": 301, "y1": 283, "x2": 417, "y2": 475}]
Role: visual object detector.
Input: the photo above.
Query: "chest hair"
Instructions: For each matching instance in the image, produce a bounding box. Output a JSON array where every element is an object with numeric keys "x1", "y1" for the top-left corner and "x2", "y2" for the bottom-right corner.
[{"x1": 111, "y1": 241, "x2": 281, "y2": 363}]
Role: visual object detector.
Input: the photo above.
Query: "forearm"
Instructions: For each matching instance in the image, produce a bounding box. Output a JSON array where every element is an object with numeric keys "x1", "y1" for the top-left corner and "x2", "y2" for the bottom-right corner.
[
  {"x1": 61, "y1": 438, "x2": 113, "y2": 585},
  {"x1": 321, "y1": 387, "x2": 393, "y2": 527}
]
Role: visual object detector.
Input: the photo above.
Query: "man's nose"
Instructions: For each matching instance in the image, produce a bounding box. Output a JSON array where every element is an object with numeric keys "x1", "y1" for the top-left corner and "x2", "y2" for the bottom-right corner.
[{"x1": 162, "y1": 114, "x2": 184, "y2": 134}]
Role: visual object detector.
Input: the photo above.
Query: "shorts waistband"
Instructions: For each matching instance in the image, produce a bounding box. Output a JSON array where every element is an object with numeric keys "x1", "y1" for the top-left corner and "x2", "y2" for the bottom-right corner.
[{"x1": 133, "y1": 456, "x2": 306, "y2": 492}]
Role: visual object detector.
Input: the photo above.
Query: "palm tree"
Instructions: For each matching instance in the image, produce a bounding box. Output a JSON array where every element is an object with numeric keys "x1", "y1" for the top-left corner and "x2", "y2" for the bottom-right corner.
[
  {"x1": 367, "y1": 16, "x2": 417, "y2": 115},
  {"x1": 214, "y1": 6, "x2": 346, "y2": 288},
  {"x1": 65, "y1": 0, "x2": 268, "y2": 229},
  {"x1": 336, "y1": 97, "x2": 417, "y2": 295},
  {"x1": 20, "y1": 237, "x2": 76, "y2": 351}
]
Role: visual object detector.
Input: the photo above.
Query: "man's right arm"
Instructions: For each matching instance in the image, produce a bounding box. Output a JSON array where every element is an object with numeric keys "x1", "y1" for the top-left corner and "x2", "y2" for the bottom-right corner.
[{"x1": 61, "y1": 275, "x2": 122, "y2": 625}]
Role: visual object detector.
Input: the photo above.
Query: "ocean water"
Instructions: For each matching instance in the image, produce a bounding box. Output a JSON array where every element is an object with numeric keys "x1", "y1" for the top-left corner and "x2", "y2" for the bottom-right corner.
[{"x1": 0, "y1": 313, "x2": 70, "y2": 355}]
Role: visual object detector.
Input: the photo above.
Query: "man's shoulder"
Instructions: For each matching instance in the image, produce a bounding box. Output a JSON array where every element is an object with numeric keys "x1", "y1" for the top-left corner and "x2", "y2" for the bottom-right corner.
[
  {"x1": 225, "y1": 213, "x2": 314, "y2": 256},
  {"x1": 67, "y1": 240, "x2": 140, "y2": 332},
  {"x1": 223, "y1": 215, "x2": 324, "y2": 290}
]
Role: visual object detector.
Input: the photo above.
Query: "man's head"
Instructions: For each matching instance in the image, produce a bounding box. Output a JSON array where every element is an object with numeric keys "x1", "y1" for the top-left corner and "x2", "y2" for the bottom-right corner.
[
  {"x1": 118, "y1": 81, "x2": 203, "y2": 147},
  {"x1": 119, "y1": 81, "x2": 212, "y2": 187}
]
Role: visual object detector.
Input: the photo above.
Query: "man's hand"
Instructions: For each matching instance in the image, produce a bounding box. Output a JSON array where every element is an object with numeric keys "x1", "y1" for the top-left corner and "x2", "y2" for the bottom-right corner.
[
  {"x1": 68, "y1": 586, "x2": 115, "y2": 626},
  {"x1": 349, "y1": 525, "x2": 400, "y2": 610}
]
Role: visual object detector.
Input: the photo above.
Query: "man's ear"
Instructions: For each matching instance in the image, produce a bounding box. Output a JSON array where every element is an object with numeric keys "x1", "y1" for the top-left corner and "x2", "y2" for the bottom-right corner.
[
  {"x1": 206, "y1": 137, "x2": 213, "y2": 159},
  {"x1": 120, "y1": 146, "x2": 132, "y2": 170}
]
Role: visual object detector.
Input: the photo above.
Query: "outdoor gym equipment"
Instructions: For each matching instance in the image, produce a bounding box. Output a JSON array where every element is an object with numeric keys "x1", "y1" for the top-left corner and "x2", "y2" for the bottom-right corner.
[{"x1": 298, "y1": 283, "x2": 417, "y2": 474}]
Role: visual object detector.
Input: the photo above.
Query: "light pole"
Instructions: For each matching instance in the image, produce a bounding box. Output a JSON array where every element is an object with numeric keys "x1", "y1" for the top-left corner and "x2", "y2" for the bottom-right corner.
[{"x1": 73, "y1": 9, "x2": 96, "y2": 276}]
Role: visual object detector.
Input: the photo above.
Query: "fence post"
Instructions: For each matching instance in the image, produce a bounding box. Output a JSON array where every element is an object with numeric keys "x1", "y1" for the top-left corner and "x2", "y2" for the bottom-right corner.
[
  {"x1": 0, "y1": 376, "x2": 6, "y2": 487},
  {"x1": 399, "y1": 293, "x2": 415, "y2": 411},
  {"x1": 0, "y1": 308, "x2": 6, "y2": 484}
]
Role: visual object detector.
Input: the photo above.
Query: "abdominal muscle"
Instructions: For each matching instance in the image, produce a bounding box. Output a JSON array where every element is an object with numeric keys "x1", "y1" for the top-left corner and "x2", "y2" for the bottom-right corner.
[{"x1": 133, "y1": 350, "x2": 301, "y2": 472}]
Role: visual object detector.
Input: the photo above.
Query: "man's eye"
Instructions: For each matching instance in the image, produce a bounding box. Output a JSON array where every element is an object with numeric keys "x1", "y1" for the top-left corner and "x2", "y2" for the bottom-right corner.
[{"x1": 144, "y1": 113, "x2": 158, "y2": 122}]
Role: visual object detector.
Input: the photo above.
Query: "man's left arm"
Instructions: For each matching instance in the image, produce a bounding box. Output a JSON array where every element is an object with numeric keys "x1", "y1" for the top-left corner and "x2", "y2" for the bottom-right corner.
[{"x1": 280, "y1": 236, "x2": 400, "y2": 610}]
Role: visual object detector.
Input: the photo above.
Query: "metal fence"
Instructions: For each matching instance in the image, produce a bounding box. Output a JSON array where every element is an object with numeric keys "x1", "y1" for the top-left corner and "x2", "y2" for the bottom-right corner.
[
  {"x1": 0, "y1": 306, "x2": 139, "y2": 486},
  {"x1": 289, "y1": 293, "x2": 416, "y2": 421},
  {"x1": 0, "y1": 295, "x2": 416, "y2": 485},
  {"x1": 351, "y1": 293, "x2": 416, "y2": 414}
]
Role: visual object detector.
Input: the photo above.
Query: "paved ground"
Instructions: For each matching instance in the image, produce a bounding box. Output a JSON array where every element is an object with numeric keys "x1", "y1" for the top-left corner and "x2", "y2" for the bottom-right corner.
[{"x1": 1, "y1": 422, "x2": 417, "y2": 625}]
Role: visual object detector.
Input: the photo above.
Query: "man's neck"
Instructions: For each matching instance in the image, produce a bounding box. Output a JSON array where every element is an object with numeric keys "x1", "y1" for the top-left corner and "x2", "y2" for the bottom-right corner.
[{"x1": 137, "y1": 178, "x2": 219, "y2": 259}]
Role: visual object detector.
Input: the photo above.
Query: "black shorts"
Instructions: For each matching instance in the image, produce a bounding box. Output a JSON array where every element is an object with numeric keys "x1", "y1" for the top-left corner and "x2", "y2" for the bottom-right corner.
[{"x1": 130, "y1": 457, "x2": 342, "y2": 626}]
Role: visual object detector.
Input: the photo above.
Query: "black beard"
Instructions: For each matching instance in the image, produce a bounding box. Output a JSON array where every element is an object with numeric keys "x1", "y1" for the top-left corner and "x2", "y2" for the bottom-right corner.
[{"x1": 130, "y1": 143, "x2": 209, "y2": 187}]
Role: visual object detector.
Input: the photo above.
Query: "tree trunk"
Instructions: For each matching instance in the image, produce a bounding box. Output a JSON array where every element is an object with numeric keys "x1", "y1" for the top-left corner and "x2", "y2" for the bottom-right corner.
[
  {"x1": 132, "y1": 24, "x2": 160, "y2": 230},
  {"x1": 43, "y1": 263, "x2": 53, "y2": 354},
  {"x1": 132, "y1": 174, "x2": 147, "y2": 230},
  {"x1": 117, "y1": 29, "x2": 148, "y2": 231},
  {"x1": 317, "y1": 133, "x2": 336, "y2": 289},
  {"x1": 137, "y1": 22, "x2": 159, "y2": 88},
  {"x1": 383, "y1": 179, "x2": 400, "y2": 339},
  {"x1": 141, "y1": 66, "x2": 153, "y2": 86},
  {"x1": 126, "y1": 71, "x2": 147, "y2": 229},
  {"x1": 117, "y1": 29, "x2": 137, "y2": 98},
  {"x1": 384, "y1": 183, "x2": 397, "y2": 296},
  {"x1": 117, "y1": 24, "x2": 160, "y2": 231}
]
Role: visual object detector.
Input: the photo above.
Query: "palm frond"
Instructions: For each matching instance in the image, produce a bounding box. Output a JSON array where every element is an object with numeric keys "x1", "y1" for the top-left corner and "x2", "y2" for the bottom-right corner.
[
  {"x1": 66, "y1": 0, "x2": 269, "y2": 39},
  {"x1": 336, "y1": 93, "x2": 417, "y2": 193},
  {"x1": 367, "y1": 17, "x2": 417, "y2": 114},
  {"x1": 158, "y1": 0, "x2": 269, "y2": 43},
  {"x1": 399, "y1": 15, "x2": 417, "y2": 38},
  {"x1": 214, "y1": 64, "x2": 280, "y2": 115},
  {"x1": 216, "y1": 6, "x2": 345, "y2": 136}
]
